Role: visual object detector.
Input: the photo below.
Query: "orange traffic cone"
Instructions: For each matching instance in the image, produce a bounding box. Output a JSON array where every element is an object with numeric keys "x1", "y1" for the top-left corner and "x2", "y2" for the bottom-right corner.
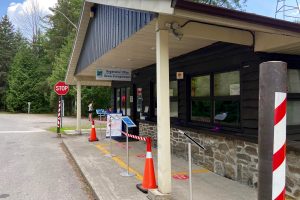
[
  {"x1": 136, "y1": 137, "x2": 157, "y2": 193},
  {"x1": 89, "y1": 120, "x2": 98, "y2": 142}
]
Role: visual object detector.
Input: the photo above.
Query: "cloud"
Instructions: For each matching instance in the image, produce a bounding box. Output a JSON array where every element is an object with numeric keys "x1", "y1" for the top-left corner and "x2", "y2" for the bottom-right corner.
[{"x1": 7, "y1": 0, "x2": 57, "y2": 39}]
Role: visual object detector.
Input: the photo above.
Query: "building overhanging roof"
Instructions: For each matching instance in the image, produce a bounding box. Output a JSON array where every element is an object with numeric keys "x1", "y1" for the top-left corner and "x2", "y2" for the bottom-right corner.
[{"x1": 65, "y1": 0, "x2": 300, "y2": 86}]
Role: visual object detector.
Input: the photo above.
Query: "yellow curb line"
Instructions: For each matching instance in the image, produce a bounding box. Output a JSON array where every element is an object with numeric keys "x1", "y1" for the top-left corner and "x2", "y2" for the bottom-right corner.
[
  {"x1": 95, "y1": 144, "x2": 144, "y2": 181},
  {"x1": 172, "y1": 169, "x2": 210, "y2": 176},
  {"x1": 95, "y1": 143, "x2": 209, "y2": 182}
]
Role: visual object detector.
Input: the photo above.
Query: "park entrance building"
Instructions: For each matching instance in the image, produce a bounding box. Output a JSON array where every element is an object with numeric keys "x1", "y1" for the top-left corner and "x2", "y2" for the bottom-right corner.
[{"x1": 66, "y1": 0, "x2": 300, "y2": 198}]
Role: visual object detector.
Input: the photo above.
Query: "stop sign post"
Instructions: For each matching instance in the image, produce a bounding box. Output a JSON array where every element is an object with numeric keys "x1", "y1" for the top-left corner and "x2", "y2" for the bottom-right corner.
[{"x1": 54, "y1": 81, "x2": 69, "y2": 136}]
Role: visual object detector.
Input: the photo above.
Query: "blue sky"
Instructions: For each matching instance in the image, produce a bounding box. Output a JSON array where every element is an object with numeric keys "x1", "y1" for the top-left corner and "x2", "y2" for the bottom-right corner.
[
  {"x1": 0, "y1": 0, "x2": 277, "y2": 19},
  {"x1": 0, "y1": 0, "x2": 22, "y2": 18},
  {"x1": 246, "y1": 0, "x2": 276, "y2": 18},
  {"x1": 0, "y1": 0, "x2": 57, "y2": 39}
]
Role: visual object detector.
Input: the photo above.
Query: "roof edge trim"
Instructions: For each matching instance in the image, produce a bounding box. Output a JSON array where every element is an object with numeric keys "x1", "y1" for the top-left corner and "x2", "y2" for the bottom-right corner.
[
  {"x1": 86, "y1": 0, "x2": 174, "y2": 14},
  {"x1": 173, "y1": 0, "x2": 300, "y2": 33}
]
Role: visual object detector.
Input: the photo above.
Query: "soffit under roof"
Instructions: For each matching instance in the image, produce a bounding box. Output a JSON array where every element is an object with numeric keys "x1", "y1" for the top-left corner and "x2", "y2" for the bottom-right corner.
[{"x1": 66, "y1": 0, "x2": 300, "y2": 85}]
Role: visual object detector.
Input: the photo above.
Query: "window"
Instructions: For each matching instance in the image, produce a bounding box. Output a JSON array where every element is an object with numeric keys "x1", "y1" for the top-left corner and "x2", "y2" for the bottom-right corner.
[
  {"x1": 287, "y1": 101, "x2": 300, "y2": 125},
  {"x1": 214, "y1": 71, "x2": 240, "y2": 126},
  {"x1": 191, "y1": 71, "x2": 240, "y2": 127},
  {"x1": 116, "y1": 89, "x2": 120, "y2": 113},
  {"x1": 121, "y1": 88, "x2": 126, "y2": 115},
  {"x1": 153, "y1": 80, "x2": 179, "y2": 118},
  {"x1": 170, "y1": 81, "x2": 178, "y2": 117},
  {"x1": 191, "y1": 75, "x2": 211, "y2": 122},
  {"x1": 126, "y1": 87, "x2": 131, "y2": 116},
  {"x1": 288, "y1": 69, "x2": 300, "y2": 93},
  {"x1": 214, "y1": 71, "x2": 240, "y2": 96},
  {"x1": 115, "y1": 87, "x2": 131, "y2": 116},
  {"x1": 287, "y1": 69, "x2": 300, "y2": 126}
]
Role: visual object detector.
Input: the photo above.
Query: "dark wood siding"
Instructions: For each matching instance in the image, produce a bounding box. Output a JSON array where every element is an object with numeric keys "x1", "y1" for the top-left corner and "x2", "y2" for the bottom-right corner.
[{"x1": 112, "y1": 42, "x2": 300, "y2": 141}]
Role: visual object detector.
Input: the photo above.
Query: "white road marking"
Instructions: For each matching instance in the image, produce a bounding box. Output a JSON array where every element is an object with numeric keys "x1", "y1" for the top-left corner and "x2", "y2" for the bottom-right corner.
[{"x1": 0, "y1": 130, "x2": 47, "y2": 133}]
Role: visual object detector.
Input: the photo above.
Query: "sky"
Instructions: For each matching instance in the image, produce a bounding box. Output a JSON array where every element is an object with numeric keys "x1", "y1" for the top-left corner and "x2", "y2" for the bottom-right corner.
[
  {"x1": 0, "y1": 0, "x2": 57, "y2": 38},
  {"x1": 0, "y1": 0, "x2": 280, "y2": 19},
  {"x1": 0, "y1": 0, "x2": 299, "y2": 37}
]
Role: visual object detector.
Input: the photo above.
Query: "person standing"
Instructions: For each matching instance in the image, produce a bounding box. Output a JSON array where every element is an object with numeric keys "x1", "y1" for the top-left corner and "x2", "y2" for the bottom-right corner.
[{"x1": 88, "y1": 101, "x2": 93, "y2": 121}]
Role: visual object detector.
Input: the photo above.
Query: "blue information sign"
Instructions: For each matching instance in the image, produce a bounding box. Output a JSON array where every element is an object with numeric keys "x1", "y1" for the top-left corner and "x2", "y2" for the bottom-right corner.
[{"x1": 122, "y1": 116, "x2": 136, "y2": 128}]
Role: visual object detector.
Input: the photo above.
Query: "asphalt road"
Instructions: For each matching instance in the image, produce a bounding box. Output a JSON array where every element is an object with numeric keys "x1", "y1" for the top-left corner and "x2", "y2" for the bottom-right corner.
[{"x1": 0, "y1": 113, "x2": 90, "y2": 200}]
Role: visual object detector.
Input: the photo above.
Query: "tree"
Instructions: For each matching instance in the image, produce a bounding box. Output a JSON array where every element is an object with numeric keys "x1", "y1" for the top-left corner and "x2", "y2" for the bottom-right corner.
[
  {"x1": 48, "y1": 33, "x2": 75, "y2": 113},
  {"x1": 6, "y1": 43, "x2": 51, "y2": 113},
  {"x1": 0, "y1": 15, "x2": 20, "y2": 110},
  {"x1": 45, "y1": 0, "x2": 82, "y2": 60},
  {"x1": 12, "y1": 0, "x2": 46, "y2": 43},
  {"x1": 192, "y1": 0, "x2": 247, "y2": 10},
  {"x1": 47, "y1": 33, "x2": 112, "y2": 115}
]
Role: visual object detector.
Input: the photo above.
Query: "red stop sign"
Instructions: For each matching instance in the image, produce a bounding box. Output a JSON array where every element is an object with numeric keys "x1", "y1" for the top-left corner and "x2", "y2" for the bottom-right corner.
[{"x1": 54, "y1": 81, "x2": 69, "y2": 96}]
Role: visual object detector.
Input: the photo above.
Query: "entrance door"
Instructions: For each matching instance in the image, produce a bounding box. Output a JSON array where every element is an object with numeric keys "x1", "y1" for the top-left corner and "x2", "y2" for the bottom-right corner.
[{"x1": 116, "y1": 87, "x2": 132, "y2": 116}]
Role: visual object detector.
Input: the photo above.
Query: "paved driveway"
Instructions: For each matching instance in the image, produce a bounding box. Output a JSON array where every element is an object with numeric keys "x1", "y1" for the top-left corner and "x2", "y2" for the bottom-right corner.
[{"x1": 0, "y1": 113, "x2": 90, "y2": 200}]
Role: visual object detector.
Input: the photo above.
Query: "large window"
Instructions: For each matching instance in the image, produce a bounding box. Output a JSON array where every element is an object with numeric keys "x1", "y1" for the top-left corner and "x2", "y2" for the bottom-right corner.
[
  {"x1": 170, "y1": 81, "x2": 178, "y2": 117},
  {"x1": 153, "y1": 81, "x2": 179, "y2": 118},
  {"x1": 287, "y1": 69, "x2": 300, "y2": 126},
  {"x1": 191, "y1": 71, "x2": 240, "y2": 127},
  {"x1": 191, "y1": 75, "x2": 211, "y2": 122}
]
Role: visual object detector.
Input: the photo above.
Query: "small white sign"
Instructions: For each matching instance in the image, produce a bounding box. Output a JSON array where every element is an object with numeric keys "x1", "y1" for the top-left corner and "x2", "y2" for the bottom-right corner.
[
  {"x1": 96, "y1": 68, "x2": 131, "y2": 81},
  {"x1": 176, "y1": 72, "x2": 184, "y2": 79},
  {"x1": 130, "y1": 96, "x2": 133, "y2": 103},
  {"x1": 230, "y1": 84, "x2": 240, "y2": 95},
  {"x1": 106, "y1": 113, "x2": 122, "y2": 137}
]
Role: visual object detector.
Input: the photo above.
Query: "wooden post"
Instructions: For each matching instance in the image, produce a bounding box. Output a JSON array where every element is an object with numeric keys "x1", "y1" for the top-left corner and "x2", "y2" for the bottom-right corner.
[
  {"x1": 156, "y1": 25, "x2": 171, "y2": 194},
  {"x1": 258, "y1": 61, "x2": 287, "y2": 200},
  {"x1": 76, "y1": 80, "x2": 81, "y2": 134}
]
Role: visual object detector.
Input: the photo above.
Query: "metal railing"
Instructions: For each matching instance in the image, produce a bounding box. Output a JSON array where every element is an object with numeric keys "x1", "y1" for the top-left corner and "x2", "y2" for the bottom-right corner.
[{"x1": 178, "y1": 129, "x2": 206, "y2": 200}]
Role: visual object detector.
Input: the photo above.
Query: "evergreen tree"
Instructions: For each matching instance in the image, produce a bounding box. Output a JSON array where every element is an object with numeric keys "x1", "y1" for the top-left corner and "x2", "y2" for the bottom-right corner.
[
  {"x1": 48, "y1": 33, "x2": 75, "y2": 113},
  {"x1": 0, "y1": 15, "x2": 19, "y2": 110},
  {"x1": 45, "y1": 0, "x2": 82, "y2": 61},
  {"x1": 6, "y1": 42, "x2": 51, "y2": 113}
]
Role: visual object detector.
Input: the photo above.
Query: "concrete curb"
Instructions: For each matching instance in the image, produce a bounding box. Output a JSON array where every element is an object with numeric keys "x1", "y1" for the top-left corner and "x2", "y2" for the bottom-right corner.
[
  {"x1": 64, "y1": 128, "x2": 106, "y2": 135},
  {"x1": 61, "y1": 140, "x2": 100, "y2": 200}
]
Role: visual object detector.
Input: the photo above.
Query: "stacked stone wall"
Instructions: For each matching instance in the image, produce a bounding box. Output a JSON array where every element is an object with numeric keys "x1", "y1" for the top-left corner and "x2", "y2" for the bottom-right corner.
[{"x1": 139, "y1": 121, "x2": 300, "y2": 199}]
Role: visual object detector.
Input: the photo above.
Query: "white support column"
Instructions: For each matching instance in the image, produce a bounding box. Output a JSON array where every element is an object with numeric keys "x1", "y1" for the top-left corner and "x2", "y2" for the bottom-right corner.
[
  {"x1": 156, "y1": 27, "x2": 171, "y2": 194},
  {"x1": 76, "y1": 80, "x2": 81, "y2": 134}
]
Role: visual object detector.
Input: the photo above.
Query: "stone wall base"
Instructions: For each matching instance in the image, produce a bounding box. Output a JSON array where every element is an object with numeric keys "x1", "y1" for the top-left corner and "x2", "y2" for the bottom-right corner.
[{"x1": 139, "y1": 121, "x2": 300, "y2": 199}]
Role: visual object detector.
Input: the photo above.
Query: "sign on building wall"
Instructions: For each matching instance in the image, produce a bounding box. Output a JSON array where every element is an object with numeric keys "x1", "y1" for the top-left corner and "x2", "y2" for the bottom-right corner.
[{"x1": 96, "y1": 68, "x2": 131, "y2": 81}]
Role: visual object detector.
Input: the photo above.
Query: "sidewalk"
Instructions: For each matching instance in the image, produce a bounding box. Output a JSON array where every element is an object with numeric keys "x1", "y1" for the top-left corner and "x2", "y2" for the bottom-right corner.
[{"x1": 63, "y1": 129, "x2": 257, "y2": 200}]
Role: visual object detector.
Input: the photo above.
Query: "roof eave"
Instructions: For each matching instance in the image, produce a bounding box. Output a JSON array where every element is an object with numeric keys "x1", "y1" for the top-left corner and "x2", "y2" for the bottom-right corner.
[{"x1": 173, "y1": 0, "x2": 300, "y2": 33}]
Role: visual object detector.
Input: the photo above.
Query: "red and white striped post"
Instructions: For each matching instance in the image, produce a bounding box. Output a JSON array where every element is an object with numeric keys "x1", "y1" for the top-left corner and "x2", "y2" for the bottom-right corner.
[
  {"x1": 57, "y1": 96, "x2": 62, "y2": 137},
  {"x1": 273, "y1": 92, "x2": 287, "y2": 199},
  {"x1": 258, "y1": 61, "x2": 287, "y2": 200}
]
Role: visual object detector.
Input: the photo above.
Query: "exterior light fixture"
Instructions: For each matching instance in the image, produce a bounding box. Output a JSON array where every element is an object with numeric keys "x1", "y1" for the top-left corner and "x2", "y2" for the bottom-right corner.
[
  {"x1": 90, "y1": 11, "x2": 94, "y2": 18},
  {"x1": 165, "y1": 22, "x2": 183, "y2": 40}
]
